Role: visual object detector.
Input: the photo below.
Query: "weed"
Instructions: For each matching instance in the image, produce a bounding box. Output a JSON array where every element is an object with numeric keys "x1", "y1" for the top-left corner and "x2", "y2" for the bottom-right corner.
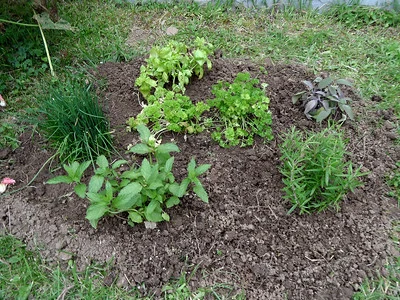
[
  {"x1": 208, "y1": 72, "x2": 273, "y2": 148},
  {"x1": 36, "y1": 81, "x2": 114, "y2": 163},
  {"x1": 47, "y1": 125, "x2": 211, "y2": 229},
  {"x1": 279, "y1": 126, "x2": 366, "y2": 214},
  {"x1": 292, "y1": 76, "x2": 355, "y2": 122}
]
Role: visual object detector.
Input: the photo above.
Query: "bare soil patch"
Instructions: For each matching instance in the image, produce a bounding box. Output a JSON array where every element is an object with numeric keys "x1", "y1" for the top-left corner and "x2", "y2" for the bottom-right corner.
[{"x1": 1, "y1": 56, "x2": 399, "y2": 299}]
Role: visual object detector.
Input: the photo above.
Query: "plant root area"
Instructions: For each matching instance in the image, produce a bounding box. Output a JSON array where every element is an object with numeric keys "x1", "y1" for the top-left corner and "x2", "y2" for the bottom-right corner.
[{"x1": 1, "y1": 57, "x2": 399, "y2": 299}]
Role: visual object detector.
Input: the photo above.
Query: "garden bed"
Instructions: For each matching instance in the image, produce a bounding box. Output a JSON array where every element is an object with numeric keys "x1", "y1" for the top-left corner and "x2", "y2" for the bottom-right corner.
[{"x1": 1, "y1": 56, "x2": 399, "y2": 299}]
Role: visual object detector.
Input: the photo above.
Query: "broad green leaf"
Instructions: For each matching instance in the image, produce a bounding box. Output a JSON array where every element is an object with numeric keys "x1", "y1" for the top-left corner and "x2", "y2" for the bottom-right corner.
[
  {"x1": 86, "y1": 203, "x2": 109, "y2": 229},
  {"x1": 128, "y1": 211, "x2": 143, "y2": 223},
  {"x1": 47, "y1": 175, "x2": 73, "y2": 184},
  {"x1": 148, "y1": 180, "x2": 164, "y2": 190},
  {"x1": 119, "y1": 182, "x2": 142, "y2": 198},
  {"x1": 88, "y1": 175, "x2": 104, "y2": 193},
  {"x1": 317, "y1": 77, "x2": 333, "y2": 89},
  {"x1": 87, "y1": 192, "x2": 106, "y2": 204},
  {"x1": 146, "y1": 199, "x2": 159, "y2": 215},
  {"x1": 121, "y1": 169, "x2": 141, "y2": 180},
  {"x1": 141, "y1": 159, "x2": 152, "y2": 182},
  {"x1": 340, "y1": 104, "x2": 355, "y2": 121},
  {"x1": 195, "y1": 164, "x2": 211, "y2": 176},
  {"x1": 336, "y1": 79, "x2": 353, "y2": 86},
  {"x1": 64, "y1": 162, "x2": 79, "y2": 178},
  {"x1": 74, "y1": 183, "x2": 87, "y2": 199},
  {"x1": 179, "y1": 178, "x2": 190, "y2": 196},
  {"x1": 112, "y1": 194, "x2": 140, "y2": 211},
  {"x1": 128, "y1": 143, "x2": 151, "y2": 154},
  {"x1": 292, "y1": 92, "x2": 305, "y2": 104},
  {"x1": 187, "y1": 158, "x2": 196, "y2": 179},
  {"x1": 162, "y1": 212, "x2": 170, "y2": 221},
  {"x1": 33, "y1": 12, "x2": 76, "y2": 31},
  {"x1": 164, "y1": 157, "x2": 175, "y2": 173},
  {"x1": 193, "y1": 184, "x2": 209, "y2": 203},
  {"x1": 105, "y1": 181, "x2": 114, "y2": 201},
  {"x1": 112, "y1": 160, "x2": 128, "y2": 170},
  {"x1": 156, "y1": 143, "x2": 180, "y2": 154},
  {"x1": 137, "y1": 124, "x2": 151, "y2": 143},
  {"x1": 166, "y1": 196, "x2": 180, "y2": 208},
  {"x1": 314, "y1": 109, "x2": 332, "y2": 123},
  {"x1": 96, "y1": 155, "x2": 109, "y2": 169},
  {"x1": 169, "y1": 183, "x2": 181, "y2": 197},
  {"x1": 75, "y1": 161, "x2": 91, "y2": 181}
]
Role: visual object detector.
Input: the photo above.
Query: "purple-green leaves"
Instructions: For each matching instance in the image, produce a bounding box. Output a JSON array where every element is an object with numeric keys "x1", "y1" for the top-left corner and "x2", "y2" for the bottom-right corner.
[{"x1": 292, "y1": 77, "x2": 355, "y2": 123}]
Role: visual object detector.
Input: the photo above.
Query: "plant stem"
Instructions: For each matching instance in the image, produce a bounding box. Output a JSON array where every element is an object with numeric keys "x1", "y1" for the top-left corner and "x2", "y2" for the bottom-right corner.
[{"x1": 33, "y1": 12, "x2": 55, "y2": 77}]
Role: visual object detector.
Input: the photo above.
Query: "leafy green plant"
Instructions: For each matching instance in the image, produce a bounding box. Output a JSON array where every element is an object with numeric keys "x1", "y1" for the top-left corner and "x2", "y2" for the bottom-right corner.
[
  {"x1": 36, "y1": 81, "x2": 114, "y2": 163},
  {"x1": 47, "y1": 125, "x2": 211, "y2": 229},
  {"x1": 127, "y1": 87, "x2": 210, "y2": 133},
  {"x1": 135, "y1": 37, "x2": 213, "y2": 99},
  {"x1": 292, "y1": 77, "x2": 355, "y2": 123},
  {"x1": 207, "y1": 72, "x2": 273, "y2": 148},
  {"x1": 279, "y1": 126, "x2": 366, "y2": 214},
  {"x1": 388, "y1": 161, "x2": 400, "y2": 206},
  {"x1": 129, "y1": 38, "x2": 213, "y2": 134}
]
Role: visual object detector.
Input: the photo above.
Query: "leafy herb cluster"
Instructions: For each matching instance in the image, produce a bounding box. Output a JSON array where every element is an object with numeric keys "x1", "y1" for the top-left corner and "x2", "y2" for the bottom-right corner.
[
  {"x1": 292, "y1": 76, "x2": 355, "y2": 123},
  {"x1": 208, "y1": 72, "x2": 273, "y2": 148},
  {"x1": 48, "y1": 125, "x2": 210, "y2": 228},
  {"x1": 127, "y1": 87, "x2": 210, "y2": 133},
  {"x1": 279, "y1": 126, "x2": 366, "y2": 214},
  {"x1": 128, "y1": 38, "x2": 213, "y2": 133}
]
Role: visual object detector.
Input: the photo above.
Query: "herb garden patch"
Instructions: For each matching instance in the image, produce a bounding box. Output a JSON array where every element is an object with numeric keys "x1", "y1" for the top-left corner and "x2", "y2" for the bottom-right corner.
[{"x1": 1, "y1": 49, "x2": 399, "y2": 299}]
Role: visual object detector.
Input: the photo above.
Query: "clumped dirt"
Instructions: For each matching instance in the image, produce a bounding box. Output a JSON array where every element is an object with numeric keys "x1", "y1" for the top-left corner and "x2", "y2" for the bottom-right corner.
[{"x1": 1, "y1": 55, "x2": 399, "y2": 299}]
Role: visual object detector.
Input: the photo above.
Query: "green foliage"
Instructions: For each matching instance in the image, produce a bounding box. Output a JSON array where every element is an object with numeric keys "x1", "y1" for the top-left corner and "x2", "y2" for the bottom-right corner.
[
  {"x1": 279, "y1": 126, "x2": 366, "y2": 214},
  {"x1": 292, "y1": 77, "x2": 355, "y2": 123},
  {"x1": 0, "y1": 234, "x2": 142, "y2": 299},
  {"x1": 47, "y1": 125, "x2": 211, "y2": 229},
  {"x1": 129, "y1": 38, "x2": 213, "y2": 134},
  {"x1": 135, "y1": 37, "x2": 213, "y2": 99},
  {"x1": 0, "y1": 121, "x2": 22, "y2": 150},
  {"x1": 36, "y1": 81, "x2": 114, "y2": 163},
  {"x1": 353, "y1": 255, "x2": 400, "y2": 300},
  {"x1": 208, "y1": 72, "x2": 273, "y2": 148},
  {"x1": 326, "y1": 4, "x2": 400, "y2": 28},
  {"x1": 127, "y1": 87, "x2": 210, "y2": 133},
  {"x1": 388, "y1": 161, "x2": 400, "y2": 206}
]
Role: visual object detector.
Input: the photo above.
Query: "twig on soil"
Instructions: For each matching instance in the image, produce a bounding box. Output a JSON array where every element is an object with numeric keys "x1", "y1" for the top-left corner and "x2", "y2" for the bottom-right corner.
[
  {"x1": 56, "y1": 285, "x2": 74, "y2": 300},
  {"x1": 367, "y1": 255, "x2": 378, "y2": 267},
  {"x1": 268, "y1": 205, "x2": 278, "y2": 220},
  {"x1": 305, "y1": 255, "x2": 324, "y2": 262}
]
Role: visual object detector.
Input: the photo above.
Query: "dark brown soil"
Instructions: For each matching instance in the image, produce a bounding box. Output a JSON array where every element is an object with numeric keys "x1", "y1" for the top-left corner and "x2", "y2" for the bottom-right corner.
[{"x1": 1, "y1": 57, "x2": 399, "y2": 299}]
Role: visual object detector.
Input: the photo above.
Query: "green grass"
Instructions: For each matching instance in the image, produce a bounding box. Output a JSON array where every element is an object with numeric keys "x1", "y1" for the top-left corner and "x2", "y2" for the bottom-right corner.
[
  {"x1": 0, "y1": 234, "x2": 141, "y2": 299},
  {"x1": 0, "y1": 234, "x2": 244, "y2": 299},
  {"x1": 353, "y1": 222, "x2": 400, "y2": 299}
]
